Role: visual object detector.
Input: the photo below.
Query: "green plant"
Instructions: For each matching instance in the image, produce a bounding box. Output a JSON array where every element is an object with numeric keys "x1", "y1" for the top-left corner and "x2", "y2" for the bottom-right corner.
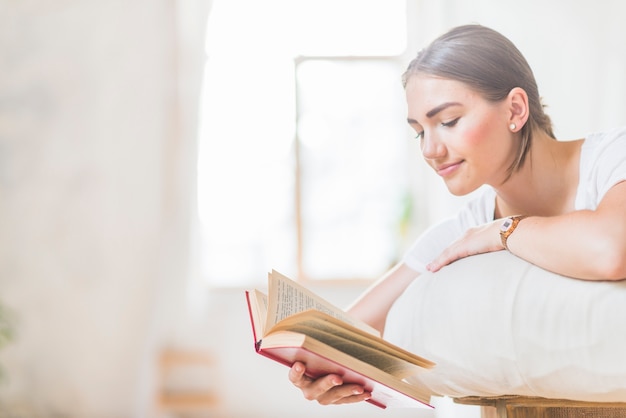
[
  {"x1": 0, "y1": 303, "x2": 13, "y2": 347},
  {"x1": 0, "y1": 302, "x2": 14, "y2": 381}
]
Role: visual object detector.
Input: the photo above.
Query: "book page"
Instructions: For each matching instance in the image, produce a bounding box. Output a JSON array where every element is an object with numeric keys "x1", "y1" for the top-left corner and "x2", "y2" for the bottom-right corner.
[
  {"x1": 247, "y1": 289, "x2": 269, "y2": 341},
  {"x1": 268, "y1": 323, "x2": 423, "y2": 378},
  {"x1": 266, "y1": 270, "x2": 379, "y2": 336},
  {"x1": 253, "y1": 289, "x2": 268, "y2": 336},
  {"x1": 271, "y1": 309, "x2": 435, "y2": 370}
]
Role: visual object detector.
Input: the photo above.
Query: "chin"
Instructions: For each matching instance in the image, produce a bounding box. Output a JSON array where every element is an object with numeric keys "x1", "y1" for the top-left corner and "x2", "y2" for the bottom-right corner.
[{"x1": 444, "y1": 181, "x2": 481, "y2": 197}]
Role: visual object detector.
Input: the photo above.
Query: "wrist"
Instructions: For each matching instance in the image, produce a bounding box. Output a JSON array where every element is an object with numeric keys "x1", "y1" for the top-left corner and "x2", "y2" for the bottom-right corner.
[{"x1": 499, "y1": 215, "x2": 528, "y2": 250}]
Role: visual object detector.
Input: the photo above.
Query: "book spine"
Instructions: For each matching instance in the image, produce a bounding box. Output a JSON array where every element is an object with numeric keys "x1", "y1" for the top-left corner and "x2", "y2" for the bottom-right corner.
[
  {"x1": 245, "y1": 291, "x2": 259, "y2": 345},
  {"x1": 255, "y1": 346, "x2": 388, "y2": 409}
]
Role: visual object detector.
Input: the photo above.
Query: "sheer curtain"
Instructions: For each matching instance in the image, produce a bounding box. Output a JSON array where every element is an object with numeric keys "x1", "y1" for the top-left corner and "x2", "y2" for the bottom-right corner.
[{"x1": 196, "y1": 0, "x2": 444, "y2": 286}]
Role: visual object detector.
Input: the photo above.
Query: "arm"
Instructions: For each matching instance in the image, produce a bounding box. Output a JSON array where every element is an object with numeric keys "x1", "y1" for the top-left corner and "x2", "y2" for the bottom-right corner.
[
  {"x1": 288, "y1": 262, "x2": 420, "y2": 405},
  {"x1": 347, "y1": 262, "x2": 420, "y2": 334},
  {"x1": 428, "y1": 181, "x2": 626, "y2": 280},
  {"x1": 507, "y1": 181, "x2": 626, "y2": 280}
]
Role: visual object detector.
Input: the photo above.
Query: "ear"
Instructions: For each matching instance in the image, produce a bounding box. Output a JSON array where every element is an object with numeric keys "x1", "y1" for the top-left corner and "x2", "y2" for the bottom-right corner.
[{"x1": 507, "y1": 87, "x2": 530, "y2": 132}]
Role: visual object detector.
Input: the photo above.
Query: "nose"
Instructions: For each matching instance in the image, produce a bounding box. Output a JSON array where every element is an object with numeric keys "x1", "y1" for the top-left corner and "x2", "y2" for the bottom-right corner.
[{"x1": 420, "y1": 131, "x2": 446, "y2": 160}]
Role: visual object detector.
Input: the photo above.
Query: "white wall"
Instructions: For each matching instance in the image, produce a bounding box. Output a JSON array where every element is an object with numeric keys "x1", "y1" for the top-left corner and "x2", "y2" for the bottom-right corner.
[
  {"x1": 0, "y1": 1, "x2": 199, "y2": 416},
  {"x1": 0, "y1": 0, "x2": 625, "y2": 417}
]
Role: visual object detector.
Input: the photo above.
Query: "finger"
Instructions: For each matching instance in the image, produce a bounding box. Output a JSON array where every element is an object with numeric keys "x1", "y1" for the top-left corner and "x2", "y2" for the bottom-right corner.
[
  {"x1": 332, "y1": 391, "x2": 372, "y2": 405},
  {"x1": 288, "y1": 362, "x2": 308, "y2": 385},
  {"x1": 316, "y1": 384, "x2": 371, "y2": 405},
  {"x1": 288, "y1": 363, "x2": 344, "y2": 398},
  {"x1": 427, "y1": 251, "x2": 454, "y2": 272},
  {"x1": 288, "y1": 363, "x2": 370, "y2": 405},
  {"x1": 426, "y1": 260, "x2": 442, "y2": 272},
  {"x1": 300, "y1": 374, "x2": 343, "y2": 401},
  {"x1": 428, "y1": 238, "x2": 475, "y2": 271}
]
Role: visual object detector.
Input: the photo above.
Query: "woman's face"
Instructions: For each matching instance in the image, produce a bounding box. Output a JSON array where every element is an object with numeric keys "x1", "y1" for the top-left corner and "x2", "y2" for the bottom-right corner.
[{"x1": 405, "y1": 74, "x2": 516, "y2": 195}]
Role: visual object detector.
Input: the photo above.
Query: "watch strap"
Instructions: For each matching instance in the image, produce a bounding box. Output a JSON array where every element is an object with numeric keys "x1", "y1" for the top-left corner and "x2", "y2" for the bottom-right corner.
[{"x1": 500, "y1": 215, "x2": 528, "y2": 250}]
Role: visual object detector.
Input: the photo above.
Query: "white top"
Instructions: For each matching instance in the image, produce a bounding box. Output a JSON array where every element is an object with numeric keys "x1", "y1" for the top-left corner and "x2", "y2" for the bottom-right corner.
[{"x1": 402, "y1": 126, "x2": 626, "y2": 273}]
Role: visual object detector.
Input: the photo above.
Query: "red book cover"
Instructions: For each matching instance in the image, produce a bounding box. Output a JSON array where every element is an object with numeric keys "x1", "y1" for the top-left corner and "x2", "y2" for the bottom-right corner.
[{"x1": 245, "y1": 291, "x2": 433, "y2": 409}]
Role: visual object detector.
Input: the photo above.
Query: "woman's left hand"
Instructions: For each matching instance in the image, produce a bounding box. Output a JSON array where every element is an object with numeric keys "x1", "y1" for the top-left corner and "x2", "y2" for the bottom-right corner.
[{"x1": 426, "y1": 219, "x2": 504, "y2": 272}]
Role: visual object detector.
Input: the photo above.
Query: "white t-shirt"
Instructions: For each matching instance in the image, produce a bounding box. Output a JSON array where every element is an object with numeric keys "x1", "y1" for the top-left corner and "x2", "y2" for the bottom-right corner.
[{"x1": 402, "y1": 126, "x2": 626, "y2": 273}]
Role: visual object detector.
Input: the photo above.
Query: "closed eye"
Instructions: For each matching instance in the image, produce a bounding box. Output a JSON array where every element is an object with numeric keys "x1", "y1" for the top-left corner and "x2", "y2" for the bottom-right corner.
[
  {"x1": 441, "y1": 117, "x2": 460, "y2": 128},
  {"x1": 415, "y1": 131, "x2": 424, "y2": 140}
]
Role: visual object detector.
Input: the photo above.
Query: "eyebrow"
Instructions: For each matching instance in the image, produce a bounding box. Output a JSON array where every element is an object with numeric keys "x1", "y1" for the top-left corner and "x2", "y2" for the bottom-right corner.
[
  {"x1": 426, "y1": 102, "x2": 462, "y2": 118},
  {"x1": 407, "y1": 102, "x2": 462, "y2": 124}
]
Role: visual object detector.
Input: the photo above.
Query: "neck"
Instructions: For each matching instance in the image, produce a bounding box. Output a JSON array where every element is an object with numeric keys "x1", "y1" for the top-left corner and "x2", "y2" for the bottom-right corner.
[{"x1": 493, "y1": 130, "x2": 583, "y2": 218}]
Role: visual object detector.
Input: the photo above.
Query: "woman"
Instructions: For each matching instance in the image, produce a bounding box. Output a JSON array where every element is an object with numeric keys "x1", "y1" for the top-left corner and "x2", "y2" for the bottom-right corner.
[{"x1": 289, "y1": 24, "x2": 626, "y2": 405}]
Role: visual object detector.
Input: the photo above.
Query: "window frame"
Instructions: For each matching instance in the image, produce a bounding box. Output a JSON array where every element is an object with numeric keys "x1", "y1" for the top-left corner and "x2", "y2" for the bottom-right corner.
[{"x1": 292, "y1": 54, "x2": 410, "y2": 283}]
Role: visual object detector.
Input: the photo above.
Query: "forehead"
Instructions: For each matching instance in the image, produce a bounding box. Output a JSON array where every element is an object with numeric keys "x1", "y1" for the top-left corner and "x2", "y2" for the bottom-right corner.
[{"x1": 405, "y1": 75, "x2": 478, "y2": 111}]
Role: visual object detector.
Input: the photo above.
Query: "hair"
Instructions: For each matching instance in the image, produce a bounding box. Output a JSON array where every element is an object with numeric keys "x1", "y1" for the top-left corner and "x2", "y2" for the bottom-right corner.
[{"x1": 402, "y1": 24, "x2": 555, "y2": 176}]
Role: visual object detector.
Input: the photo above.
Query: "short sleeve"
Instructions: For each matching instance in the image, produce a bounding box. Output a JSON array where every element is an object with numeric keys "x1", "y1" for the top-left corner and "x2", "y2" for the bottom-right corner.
[
  {"x1": 576, "y1": 127, "x2": 626, "y2": 210},
  {"x1": 401, "y1": 187, "x2": 497, "y2": 272},
  {"x1": 402, "y1": 218, "x2": 466, "y2": 273}
]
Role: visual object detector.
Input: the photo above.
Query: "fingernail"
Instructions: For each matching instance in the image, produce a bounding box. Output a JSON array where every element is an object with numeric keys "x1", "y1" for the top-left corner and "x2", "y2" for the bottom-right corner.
[{"x1": 352, "y1": 387, "x2": 364, "y2": 395}]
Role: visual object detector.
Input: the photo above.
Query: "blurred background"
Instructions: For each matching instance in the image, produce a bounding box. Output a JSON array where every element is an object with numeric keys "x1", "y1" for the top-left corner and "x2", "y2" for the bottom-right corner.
[{"x1": 0, "y1": 0, "x2": 625, "y2": 417}]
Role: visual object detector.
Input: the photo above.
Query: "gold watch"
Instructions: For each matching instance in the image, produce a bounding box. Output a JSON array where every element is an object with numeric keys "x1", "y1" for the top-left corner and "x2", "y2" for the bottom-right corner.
[{"x1": 500, "y1": 215, "x2": 527, "y2": 250}]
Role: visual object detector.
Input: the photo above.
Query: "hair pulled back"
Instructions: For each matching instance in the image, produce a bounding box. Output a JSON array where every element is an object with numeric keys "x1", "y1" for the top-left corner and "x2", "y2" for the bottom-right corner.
[{"x1": 403, "y1": 24, "x2": 555, "y2": 175}]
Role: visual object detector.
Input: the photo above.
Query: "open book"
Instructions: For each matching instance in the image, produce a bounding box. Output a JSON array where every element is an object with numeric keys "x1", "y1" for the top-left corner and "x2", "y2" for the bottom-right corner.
[{"x1": 245, "y1": 270, "x2": 435, "y2": 409}]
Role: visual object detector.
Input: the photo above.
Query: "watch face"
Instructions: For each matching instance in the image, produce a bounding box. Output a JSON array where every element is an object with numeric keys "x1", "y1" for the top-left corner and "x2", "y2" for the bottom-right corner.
[{"x1": 501, "y1": 218, "x2": 513, "y2": 232}]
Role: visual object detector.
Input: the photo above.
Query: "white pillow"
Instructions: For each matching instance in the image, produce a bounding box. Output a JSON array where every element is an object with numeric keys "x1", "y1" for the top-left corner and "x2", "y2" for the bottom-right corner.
[{"x1": 384, "y1": 251, "x2": 626, "y2": 402}]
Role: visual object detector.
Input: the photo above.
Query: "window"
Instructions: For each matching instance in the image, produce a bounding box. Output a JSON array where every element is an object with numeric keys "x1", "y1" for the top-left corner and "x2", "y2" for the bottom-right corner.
[
  {"x1": 296, "y1": 57, "x2": 409, "y2": 280},
  {"x1": 198, "y1": 0, "x2": 427, "y2": 286}
]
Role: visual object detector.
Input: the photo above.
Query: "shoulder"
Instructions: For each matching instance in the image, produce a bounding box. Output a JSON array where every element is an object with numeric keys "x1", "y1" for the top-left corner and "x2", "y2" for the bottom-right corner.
[
  {"x1": 582, "y1": 126, "x2": 626, "y2": 156},
  {"x1": 577, "y1": 126, "x2": 626, "y2": 209},
  {"x1": 458, "y1": 186, "x2": 497, "y2": 224},
  {"x1": 579, "y1": 126, "x2": 626, "y2": 172},
  {"x1": 401, "y1": 187, "x2": 496, "y2": 272}
]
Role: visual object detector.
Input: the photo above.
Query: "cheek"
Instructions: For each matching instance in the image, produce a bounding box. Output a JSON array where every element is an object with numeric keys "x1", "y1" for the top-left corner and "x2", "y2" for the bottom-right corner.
[
  {"x1": 461, "y1": 117, "x2": 504, "y2": 150},
  {"x1": 456, "y1": 119, "x2": 512, "y2": 173},
  {"x1": 459, "y1": 123, "x2": 490, "y2": 148}
]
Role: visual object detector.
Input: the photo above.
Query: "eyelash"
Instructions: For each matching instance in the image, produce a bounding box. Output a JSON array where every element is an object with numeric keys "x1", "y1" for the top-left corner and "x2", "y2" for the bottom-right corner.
[
  {"x1": 442, "y1": 117, "x2": 460, "y2": 128},
  {"x1": 414, "y1": 118, "x2": 460, "y2": 140}
]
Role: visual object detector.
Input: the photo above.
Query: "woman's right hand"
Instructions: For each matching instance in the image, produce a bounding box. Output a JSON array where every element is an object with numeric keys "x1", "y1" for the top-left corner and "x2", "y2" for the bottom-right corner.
[{"x1": 288, "y1": 362, "x2": 372, "y2": 405}]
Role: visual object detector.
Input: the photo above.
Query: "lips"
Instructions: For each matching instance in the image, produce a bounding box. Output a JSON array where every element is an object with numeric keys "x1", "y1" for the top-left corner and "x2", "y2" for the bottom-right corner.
[{"x1": 435, "y1": 160, "x2": 464, "y2": 177}]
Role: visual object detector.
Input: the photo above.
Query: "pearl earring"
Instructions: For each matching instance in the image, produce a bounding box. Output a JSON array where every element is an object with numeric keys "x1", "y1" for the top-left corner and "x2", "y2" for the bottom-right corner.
[{"x1": 509, "y1": 123, "x2": 517, "y2": 131}]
